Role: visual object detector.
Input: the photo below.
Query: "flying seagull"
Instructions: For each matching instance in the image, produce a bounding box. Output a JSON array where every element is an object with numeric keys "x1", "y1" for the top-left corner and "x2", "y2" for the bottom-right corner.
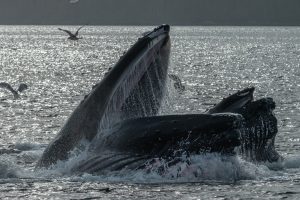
[
  {"x1": 58, "y1": 26, "x2": 85, "y2": 40},
  {"x1": 0, "y1": 82, "x2": 28, "y2": 99},
  {"x1": 69, "y1": 0, "x2": 80, "y2": 3}
]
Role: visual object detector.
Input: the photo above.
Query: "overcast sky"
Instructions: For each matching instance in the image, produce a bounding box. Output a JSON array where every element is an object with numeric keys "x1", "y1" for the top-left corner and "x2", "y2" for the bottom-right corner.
[{"x1": 0, "y1": 0, "x2": 299, "y2": 25}]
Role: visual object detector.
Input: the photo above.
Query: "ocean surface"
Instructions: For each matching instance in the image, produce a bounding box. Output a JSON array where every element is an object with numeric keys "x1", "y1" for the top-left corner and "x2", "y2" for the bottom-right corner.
[{"x1": 0, "y1": 26, "x2": 299, "y2": 199}]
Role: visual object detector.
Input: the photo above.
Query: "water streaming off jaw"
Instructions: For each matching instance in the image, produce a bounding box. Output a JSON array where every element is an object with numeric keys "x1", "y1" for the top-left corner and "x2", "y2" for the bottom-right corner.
[
  {"x1": 97, "y1": 38, "x2": 170, "y2": 134},
  {"x1": 0, "y1": 26, "x2": 300, "y2": 199},
  {"x1": 238, "y1": 106, "x2": 279, "y2": 162}
]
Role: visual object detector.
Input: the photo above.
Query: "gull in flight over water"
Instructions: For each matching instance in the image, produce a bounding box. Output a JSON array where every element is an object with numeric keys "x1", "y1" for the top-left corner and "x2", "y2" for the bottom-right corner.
[
  {"x1": 69, "y1": 0, "x2": 80, "y2": 3},
  {"x1": 58, "y1": 26, "x2": 85, "y2": 40},
  {"x1": 0, "y1": 82, "x2": 28, "y2": 99}
]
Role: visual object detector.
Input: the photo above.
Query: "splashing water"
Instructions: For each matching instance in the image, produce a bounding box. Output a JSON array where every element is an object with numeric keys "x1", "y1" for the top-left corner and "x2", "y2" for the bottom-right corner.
[
  {"x1": 0, "y1": 26, "x2": 300, "y2": 199},
  {"x1": 98, "y1": 38, "x2": 170, "y2": 133}
]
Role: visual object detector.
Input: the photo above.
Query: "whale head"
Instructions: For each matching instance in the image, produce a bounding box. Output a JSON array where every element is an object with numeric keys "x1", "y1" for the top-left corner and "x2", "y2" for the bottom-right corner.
[
  {"x1": 208, "y1": 87, "x2": 255, "y2": 114},
  {"x1": 37, "y1": 25, "x2": 171, "y2": 168}
]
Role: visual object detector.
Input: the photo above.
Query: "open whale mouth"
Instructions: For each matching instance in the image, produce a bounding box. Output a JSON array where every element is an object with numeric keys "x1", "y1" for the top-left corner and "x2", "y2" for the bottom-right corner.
[
  {"x1": 95, "y1": 24, "x2": 171, "y2": 133},
  {"x1": 37, "y1": 25, "x2": 172, "y2": 168},
  {"x1": 38, "y1": 25, "x2": 281, "y2": 174}
]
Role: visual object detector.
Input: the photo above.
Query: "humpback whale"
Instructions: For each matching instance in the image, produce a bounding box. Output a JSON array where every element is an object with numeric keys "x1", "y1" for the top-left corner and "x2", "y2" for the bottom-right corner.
[
  {"x1": 208, "y1": 87, "x2": 281, "y2": 162},
  {"x1": 37, "y1": 25, "x2": 243, "y2": 171},
  {"x1": 58, "y1": 26, "x2": 84, "y2": 40},
  {"x1": 37, "y1": 24, "x2": 172, "y2": 168},
  {"x1": 37, "y1": 25, "x2": 281, "y2": 175}
]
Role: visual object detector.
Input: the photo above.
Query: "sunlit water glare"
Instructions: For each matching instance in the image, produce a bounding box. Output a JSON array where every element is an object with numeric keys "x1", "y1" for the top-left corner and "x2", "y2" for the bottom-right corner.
[{"x1": 0, "y1": 26, "x2": 299, "y2": 199}]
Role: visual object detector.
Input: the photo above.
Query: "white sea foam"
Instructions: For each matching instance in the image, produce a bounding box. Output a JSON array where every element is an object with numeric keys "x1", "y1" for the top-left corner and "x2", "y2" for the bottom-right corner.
[
  {"x1": 282, "y1": 155, "x2": 300, "y2": 169},
  {"x1": 55, "y1": 154, "x2": 275, "y2": 183},
  {"x1": 0, "y1": 26, "x2": 299, "y2": 199},
  {"x1": 0, "y1": 157, "x2": 22, "y2": 178},
  {"x1": 14, "y1": 142, "x2": 45, "y2": 151}
]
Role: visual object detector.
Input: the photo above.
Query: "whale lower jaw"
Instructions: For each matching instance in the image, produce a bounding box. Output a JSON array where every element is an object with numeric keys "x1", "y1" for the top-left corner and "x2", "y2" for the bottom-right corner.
[
  {"x1": 74, "y1": 113, "x2": 244, "y2": 174},
  {"x1": 73, "y1": 152, "x2": 150, "y2": 174}
]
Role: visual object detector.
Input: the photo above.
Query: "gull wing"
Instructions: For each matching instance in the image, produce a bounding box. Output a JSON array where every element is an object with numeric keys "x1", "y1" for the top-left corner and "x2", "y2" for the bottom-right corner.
[
  {"x1": 74, "y1": 26, "x2": 84, "y2": 36},
  {"x1": 58, "y1": 28, "x2": 74, "y2": 37},
  {"x1": 0, "y1": 82, "x2": 19, "y2": 99}
]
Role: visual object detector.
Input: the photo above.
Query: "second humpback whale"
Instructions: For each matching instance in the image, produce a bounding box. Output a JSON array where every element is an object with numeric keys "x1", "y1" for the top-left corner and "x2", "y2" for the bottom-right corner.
[
  {"x1": 37, "y1": 25, "x2": 281, "y2": 175},
  {"x1": 208, "y1": 88, "x2": 281, "y2": 162}
]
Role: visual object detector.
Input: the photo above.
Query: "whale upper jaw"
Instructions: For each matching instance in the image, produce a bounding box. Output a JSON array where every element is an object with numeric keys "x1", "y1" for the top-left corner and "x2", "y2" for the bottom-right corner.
[{"x1": 37, "y1": 25, "x2": 171, "y2": 168}]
